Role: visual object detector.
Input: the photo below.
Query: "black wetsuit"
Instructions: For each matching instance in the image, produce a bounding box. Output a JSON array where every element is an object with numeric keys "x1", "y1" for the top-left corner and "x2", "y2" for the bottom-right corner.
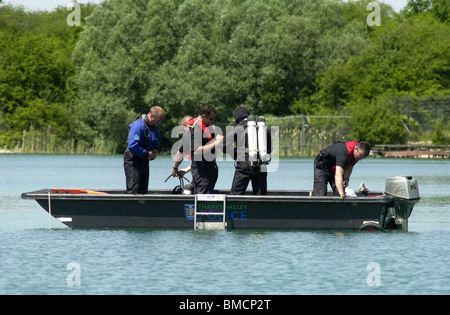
[
  {"x1": 224, "y1": 119, "x2": 271, "y2": 195},
  {"x1": 189, "y1": 121, "x2": 218, "y2": 194},
  {"x1": 312, "y1": 141, "x2": 356, "y2": 196}
]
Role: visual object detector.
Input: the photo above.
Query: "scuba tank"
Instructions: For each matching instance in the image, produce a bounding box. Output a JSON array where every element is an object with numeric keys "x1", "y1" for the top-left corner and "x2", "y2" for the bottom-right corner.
[
  {"x1": 247, "y1": 115, "x2": 258, "y2": 164},
  {"x1": 257, "y1": 116, "x2": 269, "y2": 163}
]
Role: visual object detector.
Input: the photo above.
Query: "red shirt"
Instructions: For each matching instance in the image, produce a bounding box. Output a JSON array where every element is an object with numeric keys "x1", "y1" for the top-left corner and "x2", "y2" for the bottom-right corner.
[{"x1": 320, "y1": 141, "x2": 359, "y2": 171}]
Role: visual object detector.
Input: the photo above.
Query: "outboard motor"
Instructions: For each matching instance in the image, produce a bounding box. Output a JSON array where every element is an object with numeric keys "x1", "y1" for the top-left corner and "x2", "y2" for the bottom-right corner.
[
  {"x1": 384, "y1": 176, "x2": 420, "y2": 231},
  {"x1": 247, "y1": 115, "x2": 258, "y2": 164}
]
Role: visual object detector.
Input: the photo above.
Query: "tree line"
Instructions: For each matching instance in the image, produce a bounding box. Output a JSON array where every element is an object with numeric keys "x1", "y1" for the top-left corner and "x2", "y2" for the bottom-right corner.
[{"x1": 0, "y1": 0, "x2": 449, "y2": 154}]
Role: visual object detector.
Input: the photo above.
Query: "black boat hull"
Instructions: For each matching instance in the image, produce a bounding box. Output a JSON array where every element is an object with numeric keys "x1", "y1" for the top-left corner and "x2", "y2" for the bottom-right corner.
[{"x1": 21, "y1": 189, "x2": 414, "y2": 231}]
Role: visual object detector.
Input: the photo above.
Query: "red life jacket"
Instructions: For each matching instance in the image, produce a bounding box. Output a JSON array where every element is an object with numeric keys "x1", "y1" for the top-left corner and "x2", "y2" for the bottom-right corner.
[
  {"x1": 187, "y1": 116, "x2": 215, "y2": 142},
  {"x1": 346, "y1": 140, "x2": 358, "y2": 167}
]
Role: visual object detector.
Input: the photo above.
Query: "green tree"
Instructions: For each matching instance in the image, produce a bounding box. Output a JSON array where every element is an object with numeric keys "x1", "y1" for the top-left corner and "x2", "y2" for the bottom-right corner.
[
  {"x1": 431, "y1": 117, "x2": 449, "y2": 144},
  {"x1": 350, "y1": 99, "x2": 408, "y2": 145},
  {"x1": 403, "y1": 0, "x2": 450, "y2": 22},
  {"x1": 3, "y1": 0, "x2": 448, "y2": 152},
  {"x1": 310, "y1": 12, "x2": 450, "y2": 143},
  {"x1": 74, "y1": 0, "x2": 378, "y2": 151},
  {"x1": 73, "y1": 0, "x2": 186, "y2": 152},
  {"x1": 0, "y1": 4, "x2": 95, "y2": 152}
]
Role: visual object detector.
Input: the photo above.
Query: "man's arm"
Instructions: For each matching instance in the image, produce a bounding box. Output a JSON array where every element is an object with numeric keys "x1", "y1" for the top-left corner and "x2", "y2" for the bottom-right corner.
[
  {"x1": 172, "y1": 150, "x2": 184, "y2": 177},
  {"x1": 335, "y1": 166, "x2": 346, "y2": 196},
  {"x1": 127, "y1": 121, "x2": 147, "y2": 158},
  {"x1": 343, "y1": 165, "x2": 354, "y2": 189},
  {"x1": 193, "y1": 134, "x2": 224, "y2": 156}
]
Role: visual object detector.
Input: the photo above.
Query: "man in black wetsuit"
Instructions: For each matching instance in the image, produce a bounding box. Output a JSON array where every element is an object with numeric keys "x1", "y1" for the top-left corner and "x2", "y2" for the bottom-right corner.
[
  {"x1": 312, "y1": 141, "x2": 371, "y2": 197},
  {"x1": 188, "y1": 105, "x2": 224, "y2": 194},
  {"x1": 223, "y1": 107, "x2": 272, "y2": 195}
]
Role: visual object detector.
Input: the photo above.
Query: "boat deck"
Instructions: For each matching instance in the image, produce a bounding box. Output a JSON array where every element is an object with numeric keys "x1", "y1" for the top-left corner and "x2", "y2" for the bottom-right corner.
[{"x1": 22, "y1": 188, "x2": 385, "y2": 199}]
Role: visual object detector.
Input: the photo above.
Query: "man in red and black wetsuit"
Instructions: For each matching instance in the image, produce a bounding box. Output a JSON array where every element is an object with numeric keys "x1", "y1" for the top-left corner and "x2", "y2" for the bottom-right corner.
[
  {"x1": 188, "y1": 105, "x2": 224, "y2": 194},
  {"x1": 312, "y1": 141, "x2": 371, "y2": 197}
]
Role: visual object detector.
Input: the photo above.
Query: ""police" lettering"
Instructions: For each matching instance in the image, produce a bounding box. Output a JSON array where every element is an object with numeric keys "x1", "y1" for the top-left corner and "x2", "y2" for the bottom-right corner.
[{"x1": 198, "y1": 210, "x2": 247, "y2": 221}]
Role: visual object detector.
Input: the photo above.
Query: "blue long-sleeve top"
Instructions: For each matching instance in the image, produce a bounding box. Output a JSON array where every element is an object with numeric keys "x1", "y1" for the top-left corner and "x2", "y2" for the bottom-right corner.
[{"x1": 127, "y1": 118, "x2": 161, "y2": 159}]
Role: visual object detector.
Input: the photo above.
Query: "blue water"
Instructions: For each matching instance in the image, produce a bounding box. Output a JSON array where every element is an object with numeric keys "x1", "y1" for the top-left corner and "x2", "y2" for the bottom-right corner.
[{"x1": 1, "y1": 154, "x2": 449, "y2": 295}]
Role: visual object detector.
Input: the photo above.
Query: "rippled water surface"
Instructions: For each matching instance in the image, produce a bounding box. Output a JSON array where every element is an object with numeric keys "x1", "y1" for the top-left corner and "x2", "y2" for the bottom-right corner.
[{"x1": 1, "y1": 154, "x2": 449, "y2": 294}]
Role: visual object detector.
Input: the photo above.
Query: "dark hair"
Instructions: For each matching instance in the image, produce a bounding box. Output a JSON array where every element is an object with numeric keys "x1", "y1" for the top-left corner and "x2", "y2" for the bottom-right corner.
[
  {"x1": 199, "y1": 104, "x2": 216, "y2": 117},
  {"x1": 358, "y1": 141, "x2": 371, "y2": 156},
  {"x1": 234, "y1": 107, "x2": 250, "y2": 124}
]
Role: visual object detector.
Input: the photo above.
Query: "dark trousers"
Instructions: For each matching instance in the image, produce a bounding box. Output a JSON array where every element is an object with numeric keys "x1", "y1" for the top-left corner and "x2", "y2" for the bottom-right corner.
[
  {"x1": 191, "y1": 160, "x2": 218, "y2": 194},
  {"x1": 124, "y1": 150, "x2": 149, "y2": 194},
  {"x1": 231, "y1": 161, "x2": 267, "y2": 195},
  {"x1": 312, "y1": 154, "x2": 339, "y2": 196}
]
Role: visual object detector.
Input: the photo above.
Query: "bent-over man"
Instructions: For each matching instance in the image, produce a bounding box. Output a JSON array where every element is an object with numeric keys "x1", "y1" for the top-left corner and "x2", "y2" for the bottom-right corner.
[{"x1": 312, "y1": 141, "x2": 370, "y2": 197}]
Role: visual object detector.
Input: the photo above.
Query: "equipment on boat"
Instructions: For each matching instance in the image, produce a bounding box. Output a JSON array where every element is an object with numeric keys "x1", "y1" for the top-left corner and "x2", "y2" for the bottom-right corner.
[
  {"x1": 257, "y1": 116, "x2": 269, "y2": 163},
  {"x1": 345, "y1": 188, "x2": 357, "y2": 197},
  {"x1": 247, "y1": 115, "x2": 258, "y2": 164},
  {"x1": 247, "y1": 115, "x2": 270, "y2": 166},
  {"x1": 359, "y1": 182, "x2": 369, "y2": 197},
  {"x1": 164, "y1": 173, "x2": 192, "y2": 195}
]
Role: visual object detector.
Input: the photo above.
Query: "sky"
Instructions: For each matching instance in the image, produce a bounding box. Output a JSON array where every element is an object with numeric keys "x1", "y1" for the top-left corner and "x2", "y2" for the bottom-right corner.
[
  {"x1": 4, "y1": 0, "x2": 104, "y2": 11},
  {"x1": 4, "y1": 0, "x2": 409, "y2": 13}
]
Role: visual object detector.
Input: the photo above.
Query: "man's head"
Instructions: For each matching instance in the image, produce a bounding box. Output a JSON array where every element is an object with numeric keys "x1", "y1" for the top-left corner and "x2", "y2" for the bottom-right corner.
[
  {"x1": 199, "y1": 105, "x2": 217, "y2": 126},
  {"x1": 148, "y1": 106, "x2": 165, "y2": 126},
  {"x1": 233, "y1": 107, "x2": 250, "y2": 124},
  {"x1": 181, "y1": 115, "x2": 193, "y2": 126},
  {"x1": 181, "y1": 115, "x2": 193, "y2": 132},
  {"x1": 354, "y1": 141, "x2": 371, "y2": 161}
]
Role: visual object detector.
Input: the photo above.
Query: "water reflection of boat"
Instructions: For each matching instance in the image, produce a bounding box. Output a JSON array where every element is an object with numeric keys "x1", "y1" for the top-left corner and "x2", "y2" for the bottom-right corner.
[{"x1": 21, "y1": 176, "x2": 419, "y2": 232}]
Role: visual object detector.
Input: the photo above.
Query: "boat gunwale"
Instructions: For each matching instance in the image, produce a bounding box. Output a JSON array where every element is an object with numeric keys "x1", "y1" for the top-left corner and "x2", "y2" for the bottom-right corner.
[{"x1": 21, "y1": 189, "x2": 397, "y2": 204}]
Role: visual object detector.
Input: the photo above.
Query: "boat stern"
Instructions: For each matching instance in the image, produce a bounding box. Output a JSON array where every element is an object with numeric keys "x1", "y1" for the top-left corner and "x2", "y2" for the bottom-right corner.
[{"x1": 384, "y1": 176, "x2": 420, "y2": 231}]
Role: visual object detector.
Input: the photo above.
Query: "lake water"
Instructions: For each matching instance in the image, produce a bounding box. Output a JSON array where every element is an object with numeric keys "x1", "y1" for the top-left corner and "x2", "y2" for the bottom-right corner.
[{"x1": 0, "y1": 154, "x2": 449, "y2": 295}]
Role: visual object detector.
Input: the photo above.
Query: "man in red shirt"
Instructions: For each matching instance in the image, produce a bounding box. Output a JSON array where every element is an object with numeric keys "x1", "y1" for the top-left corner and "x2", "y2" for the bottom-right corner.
[
  {"x1": 187, "y1": 105, "x2": 224, "y2": 194},
  {"x1": 312, "y1": 141, "x2": 371, "y2": 197}
]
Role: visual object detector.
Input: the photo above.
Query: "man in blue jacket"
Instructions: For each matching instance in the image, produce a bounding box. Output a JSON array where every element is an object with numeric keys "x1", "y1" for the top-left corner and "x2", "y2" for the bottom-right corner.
[{"x1": 124, "y1": 106, "x2": 165, "y2": 194}]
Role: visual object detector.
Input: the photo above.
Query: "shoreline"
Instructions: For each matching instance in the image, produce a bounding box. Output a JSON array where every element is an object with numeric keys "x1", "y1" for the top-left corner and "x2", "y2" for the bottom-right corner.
[{"x1": 1, "y1": 151, "x2": 448, "y2": 160}]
